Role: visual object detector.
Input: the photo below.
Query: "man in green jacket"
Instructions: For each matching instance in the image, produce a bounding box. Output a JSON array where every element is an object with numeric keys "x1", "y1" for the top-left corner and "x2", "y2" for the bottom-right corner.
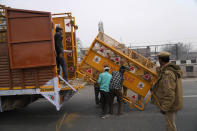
[
  {"x1": 152, "y1": 51, "x2": 183, "y2": 131},
  {"x1": 97, "y1": 65, "x2": 112, "y2": 119}
]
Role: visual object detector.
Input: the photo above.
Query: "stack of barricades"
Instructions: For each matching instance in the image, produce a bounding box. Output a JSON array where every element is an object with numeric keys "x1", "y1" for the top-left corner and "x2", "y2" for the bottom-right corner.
[{"x1": 77, "y1": 32, "x2": 157, "y2": 110}]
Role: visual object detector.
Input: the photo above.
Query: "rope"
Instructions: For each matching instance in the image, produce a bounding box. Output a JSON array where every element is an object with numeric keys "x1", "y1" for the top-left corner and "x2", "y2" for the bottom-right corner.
[{"x1": 152, "y1": 93, "x2": 176, "y2": 131}]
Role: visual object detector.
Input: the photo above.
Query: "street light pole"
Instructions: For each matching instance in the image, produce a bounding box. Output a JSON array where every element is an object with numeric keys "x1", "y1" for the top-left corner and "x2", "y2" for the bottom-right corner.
[{"x1": 176, "y1": 44, "x2": 179, "y2": 60}]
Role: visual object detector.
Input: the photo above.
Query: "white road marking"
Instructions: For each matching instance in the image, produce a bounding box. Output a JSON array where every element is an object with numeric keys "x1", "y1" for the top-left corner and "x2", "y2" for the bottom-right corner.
[{"x1": 183, "y1": 95, "x2": 197, "y2": 98}]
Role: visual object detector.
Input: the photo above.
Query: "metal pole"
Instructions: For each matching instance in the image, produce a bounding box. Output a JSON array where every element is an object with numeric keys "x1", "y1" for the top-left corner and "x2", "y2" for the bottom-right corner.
[
  {"x1": 59, "y1": 75, "x2": 77, "y2": 92},
  {"x1": 176, "y1": 44, "x2": 178, "y2": 60},
  {"x1": 155, "y1": 46, "x2": 157, "y2": 61}
]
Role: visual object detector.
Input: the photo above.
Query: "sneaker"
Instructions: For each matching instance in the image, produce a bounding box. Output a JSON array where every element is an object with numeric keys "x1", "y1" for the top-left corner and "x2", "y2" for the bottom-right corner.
[{"x1": 101, "y1": 114, "x2": 110, "y2": 119}]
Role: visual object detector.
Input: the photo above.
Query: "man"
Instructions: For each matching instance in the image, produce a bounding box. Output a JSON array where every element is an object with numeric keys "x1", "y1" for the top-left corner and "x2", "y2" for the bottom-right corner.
[
  {"x1": 109, "y1": 66, "x2": 127, "y2": 115},
  {"x1": 54, "y1": 27, "x2": 67, "y2": 81},
  {"x1": 97, "y1": 66, "x2": 112, "y2": 119},
  {"x1": 152, "y1": 51, "x2": 183, "y2": 131}
]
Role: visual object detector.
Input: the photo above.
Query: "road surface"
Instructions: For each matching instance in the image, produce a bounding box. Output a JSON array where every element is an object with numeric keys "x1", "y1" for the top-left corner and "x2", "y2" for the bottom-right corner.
[{"x1": 0, "y1": 78, "x2": 196, "y2": 131}]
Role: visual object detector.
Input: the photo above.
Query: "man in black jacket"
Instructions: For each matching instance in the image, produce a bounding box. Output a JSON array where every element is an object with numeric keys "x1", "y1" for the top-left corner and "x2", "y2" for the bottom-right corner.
[
  {"x1": 54, "y1": 27, "x2": 67, "y2": 81},
  {"x1": 109, "y1": 66, "x2": 127, "y2": 115}
]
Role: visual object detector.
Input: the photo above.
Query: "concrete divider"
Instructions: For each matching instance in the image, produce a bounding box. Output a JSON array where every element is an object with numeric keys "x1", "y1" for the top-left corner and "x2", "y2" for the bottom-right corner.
[{"x1": 157, "y1": 59, "x2": 197, "y2": 78}]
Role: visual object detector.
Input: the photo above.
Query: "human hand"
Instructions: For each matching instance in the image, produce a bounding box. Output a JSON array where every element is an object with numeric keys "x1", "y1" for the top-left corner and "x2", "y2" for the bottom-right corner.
[
  {"x1": 150, "y1": 86, "x2": 154, "y2": 91},
  {"x1": 64, "y1": 50, "x2": 72, "y2": 53},
  {"x1": 59, "y1": 53, "x2": 63, "y2": 58},
  {"x1": 160, "y1": 110, "x2": 166, "y2": 115}
]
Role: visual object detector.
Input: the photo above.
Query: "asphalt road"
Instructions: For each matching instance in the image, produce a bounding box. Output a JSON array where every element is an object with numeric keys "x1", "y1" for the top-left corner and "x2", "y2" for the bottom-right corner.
[{"x1": 0, "y1": 78, "x2": 197, "y2": 131}]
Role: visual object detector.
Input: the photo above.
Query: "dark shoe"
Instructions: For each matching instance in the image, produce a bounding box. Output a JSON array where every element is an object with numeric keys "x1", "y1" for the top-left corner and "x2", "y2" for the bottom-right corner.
[
  {"x1": 117, "y1": 112, "x2": 123, "y2": 116},
  {"x1": 96, "y1": 104, "x2": 101, "y2": 108},
  {"x1": 109, "y1": 111, "x2": 113, "y2": 115}
]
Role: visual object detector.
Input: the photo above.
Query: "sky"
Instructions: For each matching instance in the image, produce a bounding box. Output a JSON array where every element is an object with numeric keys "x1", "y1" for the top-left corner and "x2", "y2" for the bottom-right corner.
[{"x1": 2, "y1": 0, "x2": 197, "y2": 49}]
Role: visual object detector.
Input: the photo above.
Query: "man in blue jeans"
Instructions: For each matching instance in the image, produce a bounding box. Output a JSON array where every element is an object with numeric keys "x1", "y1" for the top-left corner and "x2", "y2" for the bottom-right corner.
[
  {"x1": 54, "y1": 27, "x2": 67, "y2": 81},
  {"x1": 97, "y1": 65, "x2": 112, "y2": 119}
]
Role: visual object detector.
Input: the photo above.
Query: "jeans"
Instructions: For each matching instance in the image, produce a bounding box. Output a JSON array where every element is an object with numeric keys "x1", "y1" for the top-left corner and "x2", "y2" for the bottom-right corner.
[
  {"x1": 109, "y1": 89, "x2": 123, "y2": 115},
  {"x1": 57, "y1": 56, "x2": 67, "y2": 81},
  {"x1": 100, "y1": 90, "x2": 110, "y2": 115}
]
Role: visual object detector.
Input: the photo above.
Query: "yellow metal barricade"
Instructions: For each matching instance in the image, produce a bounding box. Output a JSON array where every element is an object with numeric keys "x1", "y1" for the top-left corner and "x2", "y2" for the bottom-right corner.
[
  {"x1": 97, "y1": 32, "x2": 156, "y2": 69},
  {"x1": 78, "y1": 32, "x2": 157, "y2": 110}
]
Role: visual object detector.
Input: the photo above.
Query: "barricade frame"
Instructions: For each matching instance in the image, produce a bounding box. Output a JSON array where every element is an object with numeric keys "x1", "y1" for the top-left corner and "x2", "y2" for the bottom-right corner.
[{"x1": 78, "y1": 34, "x2": 157, "y2": 110}]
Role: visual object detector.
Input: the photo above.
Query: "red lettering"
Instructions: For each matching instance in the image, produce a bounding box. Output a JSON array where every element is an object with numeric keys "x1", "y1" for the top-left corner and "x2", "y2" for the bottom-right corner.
[{"x1": 124, "y1": 74, "x2": 135, "y2": 83}]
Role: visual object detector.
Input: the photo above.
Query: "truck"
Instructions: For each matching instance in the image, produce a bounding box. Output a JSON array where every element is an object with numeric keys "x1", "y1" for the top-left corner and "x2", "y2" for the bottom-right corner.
[
  {"x1": 0, "y1": 5, "x2": 157, "y2": 112},
  {"x1": 0, "y1": 5, "x2": 86, "y2": 112}
]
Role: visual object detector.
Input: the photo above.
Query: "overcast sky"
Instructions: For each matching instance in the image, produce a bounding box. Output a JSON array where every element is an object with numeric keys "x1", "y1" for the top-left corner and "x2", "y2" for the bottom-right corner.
[{"x1": 2, "y1": 0, "x2": 197, "y2": 49}]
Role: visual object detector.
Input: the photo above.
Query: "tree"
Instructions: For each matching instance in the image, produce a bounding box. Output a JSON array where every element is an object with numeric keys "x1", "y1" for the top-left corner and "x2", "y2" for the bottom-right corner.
[
  {"x1": 76, "y1": 37, "x2": 85, "y2": 60},
  {"x1": 162, "y1": 43, "x2": 192, "y2": 60},
  {"x1": 76, "y1": 37, "x2": 83, "y2": 50}
]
